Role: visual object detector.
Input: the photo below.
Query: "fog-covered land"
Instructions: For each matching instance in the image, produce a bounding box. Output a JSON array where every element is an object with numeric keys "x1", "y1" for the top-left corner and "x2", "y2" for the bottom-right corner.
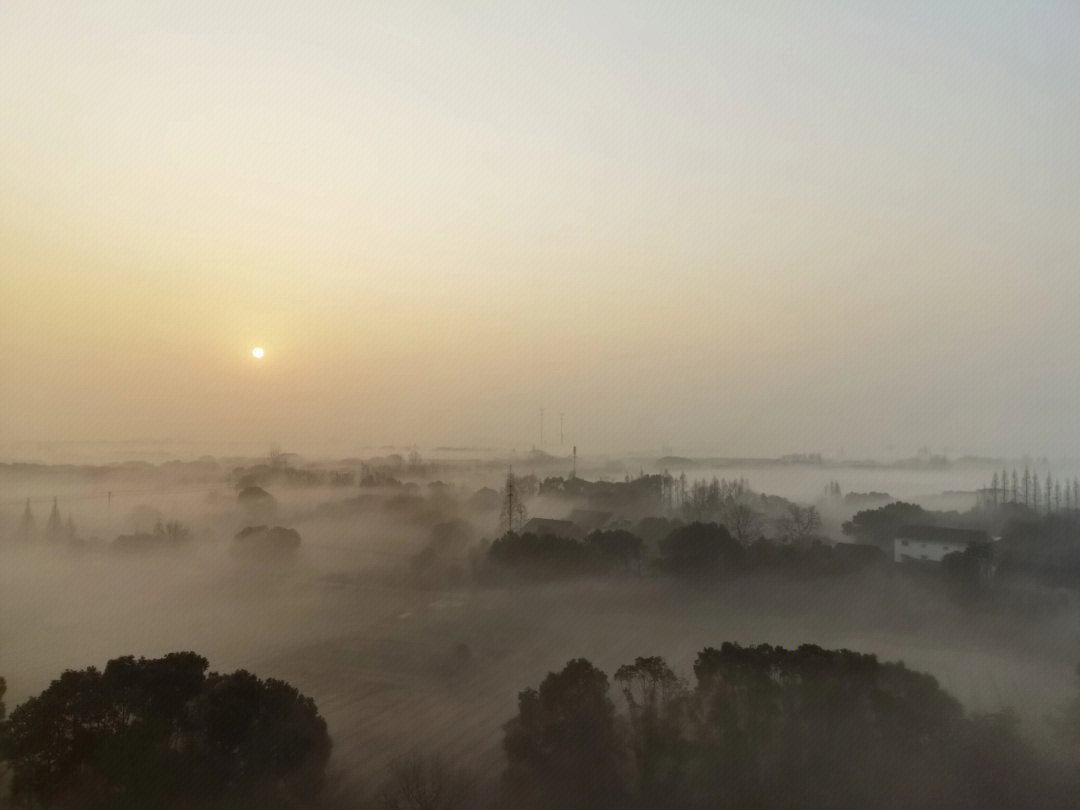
[{"x1": 4, "y1": 449, "x2": 1080, "y2": 807}]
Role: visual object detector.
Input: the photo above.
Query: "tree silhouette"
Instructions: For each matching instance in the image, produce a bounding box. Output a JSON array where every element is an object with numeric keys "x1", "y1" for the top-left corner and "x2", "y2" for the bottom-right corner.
[
  {"x1": 17, "y1": 499, "x2": 35, "y2": 542},
  {"x1": 0, "y1": 653, "x2": 330, "y2": 809},
  {"x1": 503, "y1": 658, "x2": 626, "y2": 810},
  {"x1": 382, "y1": 756, "x2": 472, "y2": 810}
]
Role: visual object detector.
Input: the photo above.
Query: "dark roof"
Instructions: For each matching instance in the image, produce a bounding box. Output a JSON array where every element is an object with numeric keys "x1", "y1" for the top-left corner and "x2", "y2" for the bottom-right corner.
[
  {"x1": 567, "y1": 509, "x2": 613, "y2": 532},
  {"x1": 895, "y1": 525, "x2": 988, "y2": 544}
]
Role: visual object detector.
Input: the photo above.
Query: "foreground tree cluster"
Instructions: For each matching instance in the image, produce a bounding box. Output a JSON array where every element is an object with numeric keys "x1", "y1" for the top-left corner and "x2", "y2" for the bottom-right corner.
[
  {"x1": 0, "y1": 653, "x2": 330, "y2": 810},
  {"x1": 503, "y1": 644, "x2": 1070, "y2": 810}
]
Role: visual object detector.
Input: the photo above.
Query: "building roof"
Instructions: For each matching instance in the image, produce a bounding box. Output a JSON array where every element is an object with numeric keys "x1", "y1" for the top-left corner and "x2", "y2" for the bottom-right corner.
[
  {"x1": 567, "y1": 509, "x2": 613, "y2": 532},
  {"x1": 894, "y1": 525, "x2": 988, "y2": 545}
]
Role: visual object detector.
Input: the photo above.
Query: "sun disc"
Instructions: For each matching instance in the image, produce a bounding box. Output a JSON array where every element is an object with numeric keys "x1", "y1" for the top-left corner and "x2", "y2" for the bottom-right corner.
[{"x1": 252, "y1": 347, "x2": 265, "y2": 359}]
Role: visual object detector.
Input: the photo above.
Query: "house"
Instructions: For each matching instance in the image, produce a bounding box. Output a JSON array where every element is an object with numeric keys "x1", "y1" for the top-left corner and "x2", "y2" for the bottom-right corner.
[
  {"x1": 893, "y1": 525, "x2": 989, "y2": 564},
  {"x1": 520, "y1": 517, "x2": 585, "y2": 541},
  {"x1": 566, "y1": 509, "x2": 613, "y2": 533}
]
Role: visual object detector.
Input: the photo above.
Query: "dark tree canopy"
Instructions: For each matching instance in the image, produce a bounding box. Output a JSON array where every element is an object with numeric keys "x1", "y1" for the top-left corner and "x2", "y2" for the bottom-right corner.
[
  {"x1": 502, "y1": 644, "x2": 1058, "y2": 810},
  {"x1": 841, "y1": 502, "x2": 930, "y2": 548},
  {"x1": 503, "y1": 658, "x2": 626, "y2": 810},
  {"x1": 584, "y1": 529, "x2": 645, "y2": 569},
  {"x1": 486, "y1": 531, "x2": 590, "y2": 578},
  {"x1": 231, "y1": 525, "x2": 301, "y2": 560},
  {"x1": 657, "y1": 521, "x2": 742, "y2": 576},
  {"x1": 0, "y1": 653, "x2": 330, "y2": 810}
]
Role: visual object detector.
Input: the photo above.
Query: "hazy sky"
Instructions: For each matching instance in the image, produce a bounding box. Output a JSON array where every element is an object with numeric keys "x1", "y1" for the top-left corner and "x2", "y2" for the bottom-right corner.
[{"x1": 3, "y1": 1, "x2": 1079, "y2": 458}]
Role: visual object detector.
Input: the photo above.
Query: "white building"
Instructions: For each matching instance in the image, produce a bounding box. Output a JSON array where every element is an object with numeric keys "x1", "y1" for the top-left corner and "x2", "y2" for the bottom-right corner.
[{"x1": 893, "y1": 525, "x2": 989, "y2": 564}]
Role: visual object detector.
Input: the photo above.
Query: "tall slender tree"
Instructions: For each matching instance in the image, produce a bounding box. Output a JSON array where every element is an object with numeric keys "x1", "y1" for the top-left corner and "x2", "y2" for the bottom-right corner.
[
  {"x1": 45, "y1": 497, "x2": 63, "y2": 543},
  {"x1": 18, "y1": 499, "x2": 35, "y2": 542}
]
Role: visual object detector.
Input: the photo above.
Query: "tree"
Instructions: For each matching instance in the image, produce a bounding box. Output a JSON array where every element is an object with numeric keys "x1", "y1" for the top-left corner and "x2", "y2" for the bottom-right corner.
[
  {"x1": 17, "y1": 499, "x2": 35, "y2": 542},
  {"x1": 778, "y1": 504, "x2": 822, "y2": 545},
  {"x1": 584, "y1": 530, "x2": 645, "y2": 571},
  {"x1": 0, "y1": 653, "x2": 330, "y2": 810},
  {"x1": 45, "y1": 497, "x2": 63, "y2": 543},
  {"x1": 238, "y1": 486, "x2": 277, "y2": 522},
  {"x1": 503, "y1": 659, "x2": 626, "y2": 810},
  {"x1": 382, "y1": 756, "x2": 472, "y2": 810},
  {"x1": 722, "y1": 500, "x2": 761, "y2": 545},
  {"x1": 842, "y1": 502, "x2": 928, "y2": 549},
  {"x1": 657, "y1": 522, "x2": 742, "y2": 576},
  {"x1": 486, "y1": 532, "x2": 589, "y2": 579},
  {"x1": 500, "y1": 470, "x2": 528, "y2": 535},
  {"x1": 232, "y1": 526, "x2": 301, "y2": 561},
  {"x1": 613, "y1": 657, "x2": 687, "y2": 806}
]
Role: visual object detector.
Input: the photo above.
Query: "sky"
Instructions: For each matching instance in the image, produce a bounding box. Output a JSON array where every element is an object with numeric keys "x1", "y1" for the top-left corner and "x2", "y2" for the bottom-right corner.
[{"x1": 2, "y1": 1, "x2": 1079, "y2": 459}]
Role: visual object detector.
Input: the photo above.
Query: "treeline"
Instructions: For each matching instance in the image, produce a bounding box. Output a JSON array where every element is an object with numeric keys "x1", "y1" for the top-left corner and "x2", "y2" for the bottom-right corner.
[
  {"x1": 472, "y1": 522, "x2": 883, "y2": 584},
  {"x1": 501, "y1": 643, "x2": 1075, "y2": 810},
  {"x1": 986, "y1": 467, "x2": 1080, "y2": 513},
  {"x1": 536, "y1": 472, "x2": 824, "y2": 545},
  {"x1": 6, "y1": 643, "x2": 1080, "y2": 809}
]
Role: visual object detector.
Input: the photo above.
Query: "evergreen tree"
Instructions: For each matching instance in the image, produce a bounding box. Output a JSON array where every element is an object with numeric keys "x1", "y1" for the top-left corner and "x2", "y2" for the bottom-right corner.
[
  {"x1": 990, "y1": 471, "x2": 1000, "y2": 506},
  {"x1": 45, "y1": 497, "x2": 63, "y2": 543},
  {"x1": 1011, "y1": 469, "x2": 1019, "y2": 502},
  {"x1": 1023, "y1": 467, "x2": 1031, "y2": 507},
  {"x1": 18, "y1": 499, "x2": 35, "y2": 542}
]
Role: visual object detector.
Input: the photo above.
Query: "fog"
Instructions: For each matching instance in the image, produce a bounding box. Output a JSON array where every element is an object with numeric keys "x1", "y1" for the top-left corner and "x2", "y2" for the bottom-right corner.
[{"x1": 4, "y1": 454, "x2": 1080, "y2": 807}]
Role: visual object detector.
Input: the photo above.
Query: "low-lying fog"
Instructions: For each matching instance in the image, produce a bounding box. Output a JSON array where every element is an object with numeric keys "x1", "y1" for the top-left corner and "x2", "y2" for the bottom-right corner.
[{"x1": 3, "y1": 455, "x2": 1079, "y2": 803}]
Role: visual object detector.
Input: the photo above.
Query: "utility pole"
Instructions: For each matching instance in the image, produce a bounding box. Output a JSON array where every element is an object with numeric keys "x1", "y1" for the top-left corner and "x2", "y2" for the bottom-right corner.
[{"x1": 539, "y1": 408, "x2": 544, "y2": 449}]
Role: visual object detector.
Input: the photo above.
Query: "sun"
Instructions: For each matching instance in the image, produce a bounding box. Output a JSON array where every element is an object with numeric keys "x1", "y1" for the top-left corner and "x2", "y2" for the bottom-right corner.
[{"x1": 252, "y1": 346, "x2": 265, "y2": 359}]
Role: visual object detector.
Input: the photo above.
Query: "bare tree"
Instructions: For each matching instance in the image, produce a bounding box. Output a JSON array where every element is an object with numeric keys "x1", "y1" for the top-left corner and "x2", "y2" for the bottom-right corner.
[
  {"x1": 778, "y1": 504, "x2": 821, "y2": 545},
  {"x1": 383, "y1": 756, "x2": 472, "y2": 810},
  {"x1": 723, "y1": 501, "x2": 762, "y2": 545}
]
